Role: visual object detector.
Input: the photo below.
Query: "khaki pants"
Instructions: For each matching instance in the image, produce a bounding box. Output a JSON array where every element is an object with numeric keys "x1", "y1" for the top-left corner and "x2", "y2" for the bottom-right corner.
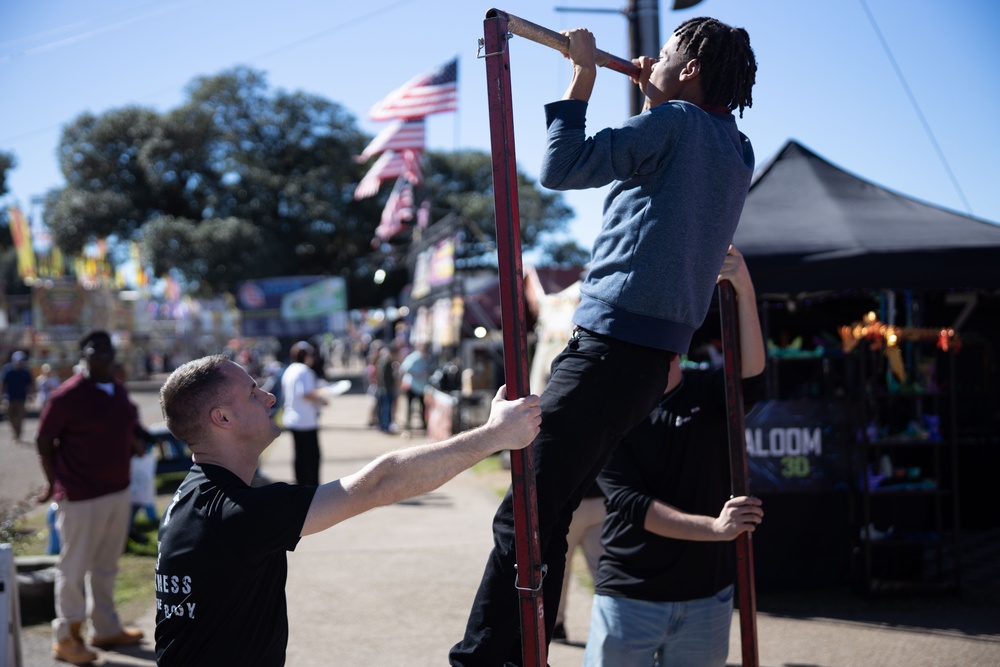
[{"x1": 52, "y1": 489, "x2": 131, "y2": 641}]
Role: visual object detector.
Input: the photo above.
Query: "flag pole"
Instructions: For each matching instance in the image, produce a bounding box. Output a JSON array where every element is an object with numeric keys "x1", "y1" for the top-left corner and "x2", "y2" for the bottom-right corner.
[
  {"x1": 482, "y1": 10, "x2": 546, "y2": 667},
  {"x1": 718, "y1": 280, "x2": 760, "y2": 667}
]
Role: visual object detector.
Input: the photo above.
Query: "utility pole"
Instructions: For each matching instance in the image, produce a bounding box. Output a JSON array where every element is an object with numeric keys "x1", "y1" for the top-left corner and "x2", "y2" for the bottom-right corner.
[
  {"x1": 627, "y1": 0, "x2": 661, "y2": 116},
  {"x1": 557, "y1": 2, "x2": 660, "y2": 117}
]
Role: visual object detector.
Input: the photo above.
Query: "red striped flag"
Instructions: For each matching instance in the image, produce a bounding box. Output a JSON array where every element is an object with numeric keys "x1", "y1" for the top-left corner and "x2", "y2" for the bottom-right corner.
[
  {"x1": 369, "y1": 58, "x2": 458, "y2": 121},
  {"x1": 355, "y1": 119, "x2": 425, "y2": 163},
  {"x1": 354, "y1": 149, "x2": 422, "y2": 200},
  {"x1": 416, "y1": 200, "x2": 431, "y2": 229},
  {"x1": 375, "y1": 177, "x2": 415, "y2": 241}
]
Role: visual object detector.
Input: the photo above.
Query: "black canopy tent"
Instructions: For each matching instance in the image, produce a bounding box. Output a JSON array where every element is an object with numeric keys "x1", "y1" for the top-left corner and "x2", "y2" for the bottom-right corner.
[
  {"x1": 733, "y1": 140, "x2": 1000, "y2": 297},
  {"x1": 722, "y1": 142, "x2": 1000, "y2": 591}
]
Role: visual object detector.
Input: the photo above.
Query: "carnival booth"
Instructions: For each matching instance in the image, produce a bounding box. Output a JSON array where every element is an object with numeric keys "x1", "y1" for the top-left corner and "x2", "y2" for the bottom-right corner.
[{"x1": 730, "y1": 141, "x2": 1000, "y2": 593}]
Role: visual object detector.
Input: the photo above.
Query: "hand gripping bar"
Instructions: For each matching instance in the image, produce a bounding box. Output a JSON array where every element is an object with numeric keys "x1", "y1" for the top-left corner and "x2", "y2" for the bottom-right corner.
[{"x1": 486, "y1": 9, "x2": 641, "y2": 79}]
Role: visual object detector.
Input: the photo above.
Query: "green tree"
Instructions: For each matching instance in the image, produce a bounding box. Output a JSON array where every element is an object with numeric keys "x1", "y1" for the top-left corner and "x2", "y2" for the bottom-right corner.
[
  {"x1": 0, "y1": 150, "x2": 14, "y2": 198},
  {"x1": 46, "y1": 68, "x2": 381, "y2": 296},
  {"x1": 540, "y1": 239, "x2": 591, "y2": 267},
  {"x1": 419, "y1": 150, "x2": 575, "y2": 268},
  {"x1": 43, "y1": 68, "x2": 575, "y2": 305}
]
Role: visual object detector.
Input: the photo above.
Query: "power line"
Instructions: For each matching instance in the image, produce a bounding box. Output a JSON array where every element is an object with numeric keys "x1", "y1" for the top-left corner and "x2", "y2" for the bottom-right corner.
[
  {"x1": 858, "y1": 0, "x2": 972, "y2": 215},
  {"x1": 0, "y1": 1, "x2": 421, "y2": 146},
  {"x1": 248, "y1": 0, "x2": 420, "y2": 64},
  {"x1": 0, "y1": 0, "x2": 200, "y2": 65}
]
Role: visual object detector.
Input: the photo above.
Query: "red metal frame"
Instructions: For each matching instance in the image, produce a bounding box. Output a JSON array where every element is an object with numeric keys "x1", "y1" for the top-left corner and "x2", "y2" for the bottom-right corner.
[
  {"x1": 718, "y1": 280, "x2": 760, "y2": 667},
  {"x1": 482, "y1": 10, "x2": 546, "y2": 667}
]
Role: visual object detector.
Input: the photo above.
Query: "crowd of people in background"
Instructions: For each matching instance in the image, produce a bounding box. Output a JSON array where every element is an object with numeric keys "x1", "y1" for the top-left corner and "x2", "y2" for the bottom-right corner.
[{"x1": 3, "y1": 292, "x2": 765, "y2": 667}]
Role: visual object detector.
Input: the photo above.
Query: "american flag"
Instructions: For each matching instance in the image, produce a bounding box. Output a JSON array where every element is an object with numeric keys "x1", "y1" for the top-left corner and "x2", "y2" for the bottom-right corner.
[
  {"x1": 354, "y1": 149, "x2": 422, "y2": 200},
  {"x1": 375, "y1": 177, "x2": 415, "y2": 241},
  {"x1": 416, "y1": 200, "x2": 431, "y2": 229},
  {"x1": 369, "y1": 58, "x2": 458, "y2": 121},
  {"x1": 355, "y1": 119, "x2": 425, "y2": 163}
]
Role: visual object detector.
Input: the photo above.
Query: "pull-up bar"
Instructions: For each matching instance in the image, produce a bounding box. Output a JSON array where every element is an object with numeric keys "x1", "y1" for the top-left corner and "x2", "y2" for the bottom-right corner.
[{"x1": 487, "y1": 9, "x2": 640, "y2": 78}]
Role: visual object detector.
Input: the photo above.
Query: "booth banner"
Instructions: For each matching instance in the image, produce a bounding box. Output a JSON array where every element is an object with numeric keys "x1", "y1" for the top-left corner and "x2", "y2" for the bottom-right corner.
[
  {"x1": 429, "y1": 296, "x2": 462, "y2": 348},
  {"x1": 236, "y1": 276, "x2": 329, "y2": 338},
  {"x1": 424, "y1": 387, "x2": 456, "y2": 441},
  {"x1": 745, "y1": 399, "x2": 855, "y2": 494},
  {"x1": 33, "y1": 280, "x2": 85, "y2": 327},
  {"x1": 411, "y1": 236, "x2": 456, "y2": 301},
  {"x1": 280, "y1": 277, "x2": 347, "y2": 321}
]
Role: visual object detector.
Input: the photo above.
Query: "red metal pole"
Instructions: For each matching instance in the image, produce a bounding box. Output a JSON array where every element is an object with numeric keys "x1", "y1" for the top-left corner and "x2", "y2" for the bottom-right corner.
[
  {"x1": 718, "y1": 280, "x2": 760, "y2": 667},
  {"x1": 496, "y1": 9, "x2": 640, "y2": 78},
  {"x1": 482, "y1": 10, "x2": 546, "y2": 667}
]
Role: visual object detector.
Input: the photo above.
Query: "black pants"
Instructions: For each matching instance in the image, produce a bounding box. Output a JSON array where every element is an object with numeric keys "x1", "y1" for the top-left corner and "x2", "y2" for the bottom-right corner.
[
  {"x1": 449, "y1": 329, "x2": 674, "y2": 666},
  {"x1": 405, "y1": 388, "x2": 426, "y2": 429},
  {"x1": 289, "y1": 428, "x2": 321, "y2": 486}
]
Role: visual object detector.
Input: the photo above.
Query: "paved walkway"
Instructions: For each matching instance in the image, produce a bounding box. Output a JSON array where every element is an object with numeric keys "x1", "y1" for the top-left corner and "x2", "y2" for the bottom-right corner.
[{"x1": 7, "y1": 378, "x2": 1000, "y2": 666}]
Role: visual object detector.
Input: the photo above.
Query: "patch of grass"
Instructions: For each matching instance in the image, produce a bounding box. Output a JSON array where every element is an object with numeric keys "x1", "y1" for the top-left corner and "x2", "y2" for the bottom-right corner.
[
  {"x1": 126, "y1": 516, "x2": 160, "y2": 557},
  {"x1": 115, "y1": 552, "x2": 157, "y2": 625},
  {"x1": 1, "y1": 496, "x2": 46, "y2": 556},
  {"x1": 472, "y1": 452, "x2": 504, "y2": 474},
  {"x1": 472, "y1": 453, "x2": 511, "y2": 499},
  {"x1": 156, "y1": 470, "x2": 188, "y2": 495},
  {"x1": 10, "y1": 502, "x2": 50, "y2": 557}
]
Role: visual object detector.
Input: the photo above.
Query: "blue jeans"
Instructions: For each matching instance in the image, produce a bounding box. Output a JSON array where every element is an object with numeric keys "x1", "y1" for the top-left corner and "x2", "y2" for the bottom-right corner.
[
  {"x1": 378, "y1": 389, "x2": 396, "y2": 431},
  {"x1": 450, "y1": 329, "x2": 674, "y2": 666},
  {"x1": 583, "y1": 585, "x2": 734, "y2": 667}
]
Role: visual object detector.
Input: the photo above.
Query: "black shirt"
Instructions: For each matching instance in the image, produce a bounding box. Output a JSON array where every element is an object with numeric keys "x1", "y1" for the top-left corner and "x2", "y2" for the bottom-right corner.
[
  {"x1": 155, "y1": 464, "x2": 316, "y2": 666},
  {"x1": 595, "y1": 369, "x2": 765, "y2": 602}
]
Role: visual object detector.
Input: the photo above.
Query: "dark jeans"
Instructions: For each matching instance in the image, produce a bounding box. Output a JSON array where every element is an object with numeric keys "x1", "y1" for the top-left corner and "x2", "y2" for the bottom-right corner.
[
  {"x1": 378, "y1": 389, "x2": 396, "y2": 432},
  {"x1": 405, "y1": 388, "x2": 426, "y2": 429},
  {"x1": 289, "y1": 428, "x2": 321, "y2": 486},
  {"x1": 449, "y1": 328, "x2": 674, "y2": 666},
  {"x1": 6, "y1": 399, "x2": 25, "y2": 439}
]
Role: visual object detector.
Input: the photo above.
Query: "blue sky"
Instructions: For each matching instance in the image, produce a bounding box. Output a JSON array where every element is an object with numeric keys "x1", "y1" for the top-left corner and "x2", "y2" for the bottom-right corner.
[{"x1": 2, "y1": 0, "x2": 999, "y2": 255}]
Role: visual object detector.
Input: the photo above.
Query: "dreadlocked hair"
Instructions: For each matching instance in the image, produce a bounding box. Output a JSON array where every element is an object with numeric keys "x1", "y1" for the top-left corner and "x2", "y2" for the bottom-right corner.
[{"x1": 673, "y1": 17, "x2": 756, "y2": 117}]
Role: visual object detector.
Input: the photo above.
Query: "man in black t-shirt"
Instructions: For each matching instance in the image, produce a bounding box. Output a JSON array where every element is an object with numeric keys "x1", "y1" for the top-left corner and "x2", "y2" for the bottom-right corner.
[
  {"x1": 155, "y1": 356, "x2": 541, "y2": 667},
  {"x1": 584, "y1": 247, "x2": 766, "y2": 667}
]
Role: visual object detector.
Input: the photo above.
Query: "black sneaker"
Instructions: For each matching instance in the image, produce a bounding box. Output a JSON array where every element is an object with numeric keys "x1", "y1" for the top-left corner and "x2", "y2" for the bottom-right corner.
[{"x1": 551, "y1": 622, "x2": 567, "y2": 643}]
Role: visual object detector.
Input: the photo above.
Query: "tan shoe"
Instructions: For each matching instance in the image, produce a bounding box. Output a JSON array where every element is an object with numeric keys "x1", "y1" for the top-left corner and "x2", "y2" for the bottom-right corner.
[
  {"x1": 52, "y1": 636, "x2": 98, "y2": 665},
  {"x1": 91, "y1": 626, "x2": 144, "y2": 648}
]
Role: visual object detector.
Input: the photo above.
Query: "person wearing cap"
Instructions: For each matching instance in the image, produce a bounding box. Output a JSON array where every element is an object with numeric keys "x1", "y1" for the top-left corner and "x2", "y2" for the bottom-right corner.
[
  {"x1": 2, "y1": 350, "x2": 34, "y2": 442},
  {"x1": 280, "y1": 341, "x2": 328, "y2": 485}
]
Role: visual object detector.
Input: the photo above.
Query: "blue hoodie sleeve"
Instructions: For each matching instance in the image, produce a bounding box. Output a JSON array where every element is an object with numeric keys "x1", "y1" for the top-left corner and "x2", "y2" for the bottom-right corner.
[{"x1": 539, "y1": 99, "x2": 681, "y2": 191}]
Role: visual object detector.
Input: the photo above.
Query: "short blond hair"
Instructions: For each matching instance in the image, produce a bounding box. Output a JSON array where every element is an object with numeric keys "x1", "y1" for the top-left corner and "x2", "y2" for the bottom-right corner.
[{"x1": 160, "y1": 355, "x2": 231, "y2": 445}]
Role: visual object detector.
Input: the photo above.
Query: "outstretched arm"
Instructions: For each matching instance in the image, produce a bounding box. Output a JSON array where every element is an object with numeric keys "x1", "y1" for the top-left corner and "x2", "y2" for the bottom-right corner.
[
  {"x1": 300, "y1": 386, "x2": 541, "y2": 536},
  {"x1": 644, "y1": 495, "x2": 763, "y2": 541}
]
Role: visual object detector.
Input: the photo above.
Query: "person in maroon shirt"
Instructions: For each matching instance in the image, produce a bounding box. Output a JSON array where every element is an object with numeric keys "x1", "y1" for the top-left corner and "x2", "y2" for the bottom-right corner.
[{"x1": 36, "y1": 330, "x2": 156, "y2": 665}]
